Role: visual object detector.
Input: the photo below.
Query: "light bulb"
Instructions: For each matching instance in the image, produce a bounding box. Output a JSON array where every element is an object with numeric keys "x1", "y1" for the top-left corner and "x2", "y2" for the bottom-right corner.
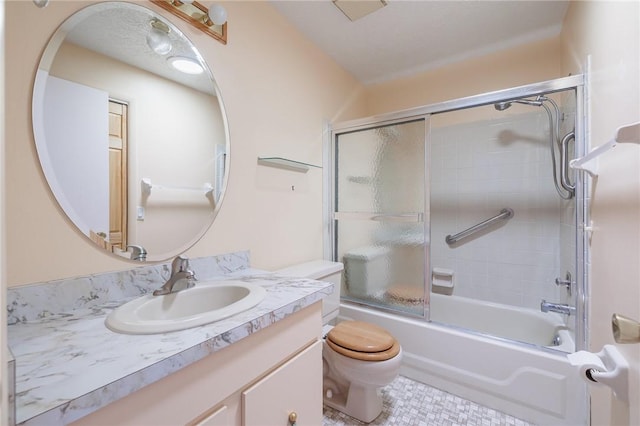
[
  {"x1": 146, "y1": 20, "x2": 172, "y2": 55},
  {"x1": 207, "y1": 4, "x2": 227, "y2": 26}
]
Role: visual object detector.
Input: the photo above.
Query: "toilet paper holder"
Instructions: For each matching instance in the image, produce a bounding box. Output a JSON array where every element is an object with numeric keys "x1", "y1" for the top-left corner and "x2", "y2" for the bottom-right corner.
[
  {"x1": 568, "y1": 345, "x2": 629, "y2": 402},
  {"x1": 567, "y1": 314, "x2": 638, "y2": 402}
]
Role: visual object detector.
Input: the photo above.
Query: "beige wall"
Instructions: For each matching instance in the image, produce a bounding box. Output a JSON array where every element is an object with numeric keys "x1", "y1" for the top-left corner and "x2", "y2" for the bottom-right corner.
[
  {"x1": 5, "y1": 0, "x2": 366, "y2": 286},
  {"x1": 364, "y1": 37, "x2": 563, "y2": 115},
  {"x1": 561, "y1": 2, "x2": 640, "y2": 425}
]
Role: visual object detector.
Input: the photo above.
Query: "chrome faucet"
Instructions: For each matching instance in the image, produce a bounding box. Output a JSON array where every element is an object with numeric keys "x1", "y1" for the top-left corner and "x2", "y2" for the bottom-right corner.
[
  {"x1": 541, "y1": 300, "x2": 576, "y2": 316},
  {"x1": 128, "y1": 245, "x2": 147, "y2": 261},
  {"x1": 153, "y1": 256, "x2": 196, "y2": 296}
]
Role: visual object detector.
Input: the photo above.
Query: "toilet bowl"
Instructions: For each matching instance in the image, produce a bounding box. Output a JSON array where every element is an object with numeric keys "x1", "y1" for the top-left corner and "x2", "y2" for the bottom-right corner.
[
  {"x1": 323, "y1": 321, "x2": 403, "y2": 422},
  {"x1": 276, "y1": 260, "x2": 402, "y2": 423}
]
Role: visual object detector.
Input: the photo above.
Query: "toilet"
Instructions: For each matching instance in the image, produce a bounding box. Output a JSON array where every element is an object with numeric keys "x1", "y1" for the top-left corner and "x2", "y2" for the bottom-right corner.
[{"x1": 276, "y1": 260, "x2": 403, "y2": 423}]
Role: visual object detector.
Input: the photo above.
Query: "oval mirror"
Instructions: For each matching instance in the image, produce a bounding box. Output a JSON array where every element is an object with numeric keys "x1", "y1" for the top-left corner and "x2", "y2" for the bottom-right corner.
[{"x1": 32, "y1": 2, "x2": 229, "y2": 262}]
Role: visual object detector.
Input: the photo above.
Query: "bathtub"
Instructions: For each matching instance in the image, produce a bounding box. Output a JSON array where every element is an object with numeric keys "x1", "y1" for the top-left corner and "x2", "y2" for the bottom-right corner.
[
  {"x1": 338, "y1": 295, "x2": 588, "y2": 425},
  {"x1": 430, "y1": 293, "x2": 575, "y2": 351}
]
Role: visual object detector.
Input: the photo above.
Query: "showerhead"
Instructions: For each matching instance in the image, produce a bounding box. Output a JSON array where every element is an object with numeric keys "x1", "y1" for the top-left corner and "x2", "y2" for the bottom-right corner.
[
  {"x1": 494, "y1": 101, "x2": 512, "y2": 111},
  {"x1": 494, "y1": 97, "x2": 545, "y2": 111}
]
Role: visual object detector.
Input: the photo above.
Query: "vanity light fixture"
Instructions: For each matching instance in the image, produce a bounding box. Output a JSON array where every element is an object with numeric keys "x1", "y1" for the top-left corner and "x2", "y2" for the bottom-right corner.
[
  {"x1": 151, "y1": 1, "x2": 228, "y2": 45},
  {"x1": 146, "y1": 18, "x2": 173, "y2": 55},
  {"x1": 168, "y1": 56, "x2": 204, "y2": 74}
]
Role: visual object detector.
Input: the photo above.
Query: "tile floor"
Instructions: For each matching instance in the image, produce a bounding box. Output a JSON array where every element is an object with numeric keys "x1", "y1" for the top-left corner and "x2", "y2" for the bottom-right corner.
[{"x1": 323, "y1": 375, "x2": 533, "y2": 426}]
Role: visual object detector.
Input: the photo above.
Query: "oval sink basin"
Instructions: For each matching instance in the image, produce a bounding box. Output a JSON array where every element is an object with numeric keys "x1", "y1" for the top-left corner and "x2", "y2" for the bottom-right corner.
[{"x1": 106, "y1": 280, "x2": 267, "y2": 334}]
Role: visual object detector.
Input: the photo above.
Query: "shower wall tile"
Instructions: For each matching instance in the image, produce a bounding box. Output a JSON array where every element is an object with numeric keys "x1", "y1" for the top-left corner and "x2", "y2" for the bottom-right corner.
[{"x1": 431, "y1": 112, "x2": 564, "y2": 310}]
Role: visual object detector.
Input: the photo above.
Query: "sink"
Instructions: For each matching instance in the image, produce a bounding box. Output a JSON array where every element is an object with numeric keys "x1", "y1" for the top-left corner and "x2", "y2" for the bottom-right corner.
[{"x1": 106, "y1": 280, "x2": 267, "y2": 334}]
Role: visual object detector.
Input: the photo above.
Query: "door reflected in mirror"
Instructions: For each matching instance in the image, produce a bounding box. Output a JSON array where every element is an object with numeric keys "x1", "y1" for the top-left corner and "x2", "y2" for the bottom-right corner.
[{"x1": 32, "y1": 2, "x2": 229, "y2": 262}]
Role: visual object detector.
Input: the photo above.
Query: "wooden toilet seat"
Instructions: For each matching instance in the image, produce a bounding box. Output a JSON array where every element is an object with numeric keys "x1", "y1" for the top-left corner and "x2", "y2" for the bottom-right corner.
[{"x1": 326, "y1": 321, "x2": 400, "y2": 362}]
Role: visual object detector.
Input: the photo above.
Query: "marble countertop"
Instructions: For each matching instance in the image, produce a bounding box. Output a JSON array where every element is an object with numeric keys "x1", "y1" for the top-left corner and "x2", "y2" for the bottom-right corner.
[{"x1": 8, "y1": 271, "x2": 332, "y2": 425}]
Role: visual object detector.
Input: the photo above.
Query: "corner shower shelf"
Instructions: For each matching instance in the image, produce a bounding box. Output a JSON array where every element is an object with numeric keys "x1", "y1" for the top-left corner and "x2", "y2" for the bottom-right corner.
[{"x1": 257, "y1": 157, "x2": 322, "y2": 173}]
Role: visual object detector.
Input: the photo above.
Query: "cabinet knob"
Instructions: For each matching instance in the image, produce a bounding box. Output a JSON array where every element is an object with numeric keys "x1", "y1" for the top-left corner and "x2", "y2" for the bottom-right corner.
[{"x1": 288, "y1": 411, "x2": 298, "y2": 425}]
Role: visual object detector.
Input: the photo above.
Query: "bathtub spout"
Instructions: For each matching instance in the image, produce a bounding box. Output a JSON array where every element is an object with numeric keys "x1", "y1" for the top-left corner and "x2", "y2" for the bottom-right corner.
[{"x1": 541, "y1": 300, "x2": 576, "y2": 316}]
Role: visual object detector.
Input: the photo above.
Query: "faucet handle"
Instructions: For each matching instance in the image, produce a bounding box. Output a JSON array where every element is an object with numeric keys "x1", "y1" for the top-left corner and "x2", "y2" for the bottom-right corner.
[{"x1": 554, "y1": 272, "x2": 573, "y2": 295}]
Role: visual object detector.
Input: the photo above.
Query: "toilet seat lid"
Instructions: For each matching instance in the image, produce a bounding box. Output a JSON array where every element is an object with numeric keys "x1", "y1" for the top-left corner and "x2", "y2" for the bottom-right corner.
[{"x1": 326, "y1": 321, "x2": 400, "y2": 361}]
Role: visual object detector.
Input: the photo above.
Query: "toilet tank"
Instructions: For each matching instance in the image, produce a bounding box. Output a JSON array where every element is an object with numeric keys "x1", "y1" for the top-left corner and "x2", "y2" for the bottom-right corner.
[
  {"x1": 275, "y1": 260, "x2": 343, "y2": 324},
  {"x1": 343, "y1": 246, "x2": 390, "y2": 298}
]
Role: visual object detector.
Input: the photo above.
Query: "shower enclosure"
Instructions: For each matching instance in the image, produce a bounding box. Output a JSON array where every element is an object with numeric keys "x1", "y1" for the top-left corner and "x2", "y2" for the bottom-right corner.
[
  {"x1": 325, "y1": 75, "x2": 588, "y2": 424},
  {"x1": 328, "y1": 76, "x2": 588, "y2": 424}
]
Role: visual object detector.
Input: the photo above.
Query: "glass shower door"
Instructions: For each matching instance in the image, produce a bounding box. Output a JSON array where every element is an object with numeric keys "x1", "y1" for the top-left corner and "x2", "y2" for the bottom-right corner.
[
  {"x1": 333, "y1": 118, "x2": 429, "y2": 317},
  {"x1": 428, "y1": 89, "x2": 580, "y2": 351}
]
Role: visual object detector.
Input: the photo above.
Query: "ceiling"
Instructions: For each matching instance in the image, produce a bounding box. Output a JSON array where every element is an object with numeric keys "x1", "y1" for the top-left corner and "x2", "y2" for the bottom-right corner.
[
  {"x1": 63, "y1": 3, "x2": 215, "y2": 94},
  {"x1": 270, "y1": 0, "x2": 570, "y2": 85}
]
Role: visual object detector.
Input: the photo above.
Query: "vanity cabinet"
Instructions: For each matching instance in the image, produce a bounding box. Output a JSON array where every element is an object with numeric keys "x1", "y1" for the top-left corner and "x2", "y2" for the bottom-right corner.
[
  {"x1": 71, "y1": 303, "x2": 323, "y2": 426},
  {"x1": 242, "y1": 340, "x2": 322, "y2": 425}
]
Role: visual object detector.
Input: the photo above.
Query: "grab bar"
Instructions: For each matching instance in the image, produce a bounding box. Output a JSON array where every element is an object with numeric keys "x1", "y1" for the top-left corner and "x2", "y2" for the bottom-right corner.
[
  {"x1": 560, "y1": 131, "x2": 575, "y2": 196},
  {"x1": 446, "y1": 208, "x2": 514, "y2": 245}
]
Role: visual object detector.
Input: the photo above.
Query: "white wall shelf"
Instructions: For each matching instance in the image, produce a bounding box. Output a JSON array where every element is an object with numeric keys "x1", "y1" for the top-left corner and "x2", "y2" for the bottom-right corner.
[
  {"x1": 257, "y1": 157, "x2": 321, "y2": 173},
  {"x1": 570, "y1": 122, "x2": 640, "y2": 176}
]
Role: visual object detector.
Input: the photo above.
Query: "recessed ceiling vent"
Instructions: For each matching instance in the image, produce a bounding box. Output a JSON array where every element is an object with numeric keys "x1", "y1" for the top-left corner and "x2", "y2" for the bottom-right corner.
[{"x1": 332, "y1": 0, "x2": 388, "y2": 21}]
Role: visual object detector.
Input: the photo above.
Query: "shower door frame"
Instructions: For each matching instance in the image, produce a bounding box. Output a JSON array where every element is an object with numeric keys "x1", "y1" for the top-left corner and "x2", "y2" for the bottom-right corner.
[
  {"x1": 330, "y1": 115, "x2": 432, "y2": 320},
  {"x1": 326, "y1": 74, "x2": 589, "y2": 351}
]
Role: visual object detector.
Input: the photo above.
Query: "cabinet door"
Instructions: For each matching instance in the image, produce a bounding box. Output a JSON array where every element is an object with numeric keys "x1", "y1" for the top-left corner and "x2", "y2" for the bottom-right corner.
[{"x1": 243, "y1": 341, "x2": 322, "y2": 426}]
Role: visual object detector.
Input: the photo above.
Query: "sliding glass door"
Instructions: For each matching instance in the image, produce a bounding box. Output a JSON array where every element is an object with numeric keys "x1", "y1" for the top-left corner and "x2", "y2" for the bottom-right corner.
[{"x1": 332, "y1": 117, "x2": 429, "y2": 317}]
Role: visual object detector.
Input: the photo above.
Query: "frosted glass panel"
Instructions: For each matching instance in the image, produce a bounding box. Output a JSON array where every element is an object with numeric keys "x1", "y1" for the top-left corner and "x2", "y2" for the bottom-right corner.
[
  {"x1": 336, "y1": 120, "x2": 425, "y2": 213},
  {"x1": 334, "y1": 119, "x2": 427, "y2": 317}
]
